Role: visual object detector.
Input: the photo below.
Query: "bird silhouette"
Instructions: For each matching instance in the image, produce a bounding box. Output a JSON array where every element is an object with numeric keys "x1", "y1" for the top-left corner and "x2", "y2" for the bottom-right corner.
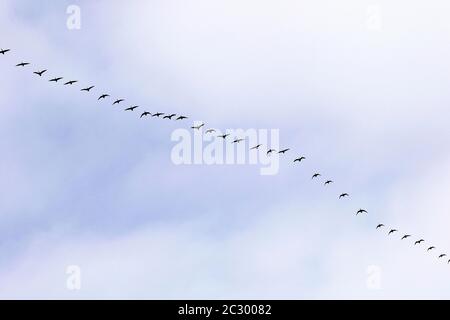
[
  {"x1": 113, "y1": 99, "x2": 124, "y2": 105},
  {"x1": 163, "y1": 114, "x2": 176, "y2": 120},
  {"x1": 439, "y1": 254, "x2": 447, "y2": 259},
  {"x1": 81, "y1": 86, "x2": 95, "y2": 92},
  {"x1": 191, "y1": 123, "x2": 205, "y2": 130},
  {"x1": 401, "y1": 235, "x2": 411, "y2": 240},
  {"x1": 278, "y1": 148, "x2": 290, "y2": 154},
  {"x1": 339, "y1": 193, "x2": 349, "y2": 199},
  {"x1": 16, "y1": 62, "x2": 30, "y2": 67},
  {"x1": 250, "y1": 144, "x2": 262, "y2": 150},
  {"x1": 0, "y1": 49, "x2": 10, "y2": 55},
  {"x1": 376, "y1": 224, "x2": 384, "y2": 229},
  {"x1": 152, "y1": 112, "x2": 164, "y2": 118},
  {"x1": 64, "y1": 80, "x2": 78, "y2": 85},
  {"x1": 98, "y1": 94, "x2": 110, "y2": 100},
  {"x1": 176, "y1": 115, "x2": 188, "y2": 120},
  {"x1": 125, "y1": 106, "x2": 139, "y2": 111},
  {"x1": 267, "y1": 149, "x2": 276, "y2": 155},
  {"x1": 205, "y1": 129, "x2": 216, "y2": 134},
  {"x1": 218, "y1": 134, "x2": 230, "y2": 139},
  {"x1": 49, "y1": 77, "x2": 63, "y2": 82},
  {"x1": 140, "y1": 112, "x2": 151, "y2": 118},
  {"x1": 388, "y1": 229, "x2": 398, "y2": 235},
  {"x1": 34, "y1": 69, "x2": 47, "y2": 76},
  {"x1": 414, "y1": 239, "x2": 425, "y2": 245},
  {"x1": 324, "y1": 180, "x2": 333, "y2": 186},
  {"x1": 232, "y1": 138, "x2": 244, "y2": 144},
  {"x1": 356, "y1": 209, "x2": 368, "y2": 215},
  {"x1": 427, "y1": 246, "x2": 436, "y2": 251},
  {"x1": 294, "y1": 157, "x2": 306, "y2": 163},
  {"x1": 312, "y1": 173, "x2": 321, "y2": 179}
]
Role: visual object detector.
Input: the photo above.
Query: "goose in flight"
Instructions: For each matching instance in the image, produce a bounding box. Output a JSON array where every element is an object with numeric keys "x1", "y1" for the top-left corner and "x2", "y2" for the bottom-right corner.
[
  {"x1": 218, "y1": 134, "x2": 230, "y2": 139},
  {"x1": 191, "y1": 123, "x2": 205, "y2": 130},
  {"x1": 0, "y1": 48, "x2": 10, "y2": 55},
  {"x1": 324, "y1": 180, "x2": 333, "y2": 186},
  {"x1": 98, "y1": 94, "x2": 110, "y2": 100},
  {"x1": 439, "y1": 254, "x2": 447, "y2": 259},
  {"x1": 16, "y1": 62, "x2": 30, "y2": 67},
  {"x1": 250, "y1": 144, "x2": 262, "y2": 150},
  {"x1": 339, "y1": 193, "x2": 349, "y2": 199},
  {"x1": 49, "y1": 77, "x2": 63, "y2": 82},
  {"x1": 312, "y1": 173, "x2": 321, "y2": 179},
  {"x1": 113, "y1": 99, "x2": 124, "y2": 105},
  {"x1": 64, "y1": 80, "x2": 78, "y2": 85},
  {"x1": 294, "y1": 157, "x2": 306, "y2": 163},
  {"x1": 356, "y1": 209, "x2": 367, "y2": 215},
  {"x1": 176, "y1": 115, "x2": 188, "y2": 120},
  {"x1": 401, "y1": 235, "x2": 411, "y2": 240},
  {"x1": 427, "y1": 246, "x2": 436, "y2": 251},
  {"x1": 232, "y1": 138, "x2": 244, "y2": 144},
  {"x1": 205, "y1": 129, "x2": 216, "y2": 134},
  {"x1": 376, "y1": 224, "x2": 384, "y2": 229},
  {"x1": 152, "y1": 112, "x2": 164, "y2": 118},
  {"x1": 140, "y1": 112, "x2": 151, "y2": 118},
  {"x1": 278, "y1": 148, "x2": 290, "y2": 154},
  {"x1": 81, "y1": 86, "x2": 95, "y2": 92},
  {"x1": 125, "y1": 106, "x2": 139, "y2": 111},
  {"x1": 267, "y1": 149, "x2": 276, "y2": 155},
  {"x1": 34, "y1": 69, "x2": 47, "y2": 76},
  {"x1": 388, "y1": 229, "x2": 398, "y2": 235},
  {"x1": 163, "y1": 114, "x2": 176, "y2": 120},
  {"x1": 414, "y1": 239, "x2": 425, "y2": 245}
]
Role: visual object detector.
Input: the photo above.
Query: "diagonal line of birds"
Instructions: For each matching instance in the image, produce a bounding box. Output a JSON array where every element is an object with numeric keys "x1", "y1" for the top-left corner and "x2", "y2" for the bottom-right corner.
[{"x1": 2, "y1": 47, "x2": 448, "y2": 266}]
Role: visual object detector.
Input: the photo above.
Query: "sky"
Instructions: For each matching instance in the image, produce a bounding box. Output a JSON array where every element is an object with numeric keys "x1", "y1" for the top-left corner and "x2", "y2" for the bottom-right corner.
[{"x1": 1, "y1": 0, "x2": 450, "y2": 299}]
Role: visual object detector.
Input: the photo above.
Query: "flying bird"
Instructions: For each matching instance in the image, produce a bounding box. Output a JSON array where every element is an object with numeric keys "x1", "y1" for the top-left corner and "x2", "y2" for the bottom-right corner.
[
  {"x1": 427, "y1": 246, "x2": 436, "y2": 251},
  {"x1": 205, "y1": 129, "x2": 216, "y2": 134},
  {"x1": 401, "y1": 235, "x2": 411, "y2": 240},
  {"x1": 339, "y1": 193, "x2": 349, "y2": 199},
  {"x1": 376, "y1": 224, "x2": 384, "y2": 229},
  {"x1": 250, "y1": 144, "x2": 262, "y2": 150},
  {"x1": 294, "y1": 157, "x2": 306, "y2": 163},
  {"x1": 140, "y1": 112, "x2": 151, "y2": 118},
  {"x1": 267, "y1": 149, "x2": 276, "y2": 155},
  {"x1": 152, "y1": 112, "x2": 164, "y2": 118},
  {"x1": 312, "y1": 173, "x2": 321, "y2": 179},
  {"x1": 0, "y1": 49, "x2": 10, "y2": 55},
  {"x1": 414, "y1": 239, "x2": 425, "y2": 245},
  {"x1": 113, "y1": 99, "x2": 124, "y2": 105},
  {"x1": 176, "y1": 115, "x2": 188, "y2": 120},
  {"x1": 218, "y1": 134, "x2": 230, "y2": 139},
  {"x1": 232, "y1": 138, "x2": 244, "y2": 144},
  {"x1": 324, "y1": 180, "x2": 333, "y2": 186},
  {"x1": 356, "y1": 209, "x2": 367, "y2": 215},
  {"x1": 125, "y1": 106, "x2": 139, "y2": 111},
  {"x1": 191, "y1": 123, "x2": 205, "y2": 130},
  {"x1": 34, "y1": 69, "x2": 47, "y2": 76},
  {"x1": 64, "y1": 80, "x2": 78, "y2": 85},
  {"x1": 278, "y1": 148, "x2": 290, "y2": 154},
  {"x1": 388, "y1": 229, "x2": 398, "y2": 235},
  {"x1": 16, "y1": 62, "x2": 30, "y2": 67},
  {"x1": 49, "y1": 77, "x2": 63, "y2": 82},
  {"x1": 439, "y1": 254, "x2": 447, "y2": 259},
  {"x1": 163, "y1": 114, "x2": 177, "y2": 120},
  {"x1": 81, "y1": 86, "x2": 95, "y2": 92},
  {"x1": 98, "y1": 94, "x2": 110, "y2": 100}
]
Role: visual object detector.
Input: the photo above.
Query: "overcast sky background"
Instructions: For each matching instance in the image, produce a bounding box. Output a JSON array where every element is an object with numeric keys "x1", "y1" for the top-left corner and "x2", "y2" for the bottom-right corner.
[{"x1": 1, "y1": 0, "x2": 450, "y2": 299}]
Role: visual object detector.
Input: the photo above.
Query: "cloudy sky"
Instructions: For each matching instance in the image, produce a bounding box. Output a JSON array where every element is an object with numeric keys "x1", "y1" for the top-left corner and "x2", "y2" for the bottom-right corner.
[{"x1": 1, "y1": 0, "x2": 450, "y2": 299}]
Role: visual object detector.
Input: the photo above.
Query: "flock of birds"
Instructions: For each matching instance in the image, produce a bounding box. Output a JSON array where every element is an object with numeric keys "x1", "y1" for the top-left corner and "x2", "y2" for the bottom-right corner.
[{"x1": 1, "y1": 46, "x2": 448, "y2": 265}]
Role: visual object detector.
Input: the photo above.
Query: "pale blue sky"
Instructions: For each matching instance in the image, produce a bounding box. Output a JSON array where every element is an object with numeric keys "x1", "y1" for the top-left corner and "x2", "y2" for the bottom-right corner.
[{"x1": 1, "y1": 0, "x2": 450, "y2": 299}]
